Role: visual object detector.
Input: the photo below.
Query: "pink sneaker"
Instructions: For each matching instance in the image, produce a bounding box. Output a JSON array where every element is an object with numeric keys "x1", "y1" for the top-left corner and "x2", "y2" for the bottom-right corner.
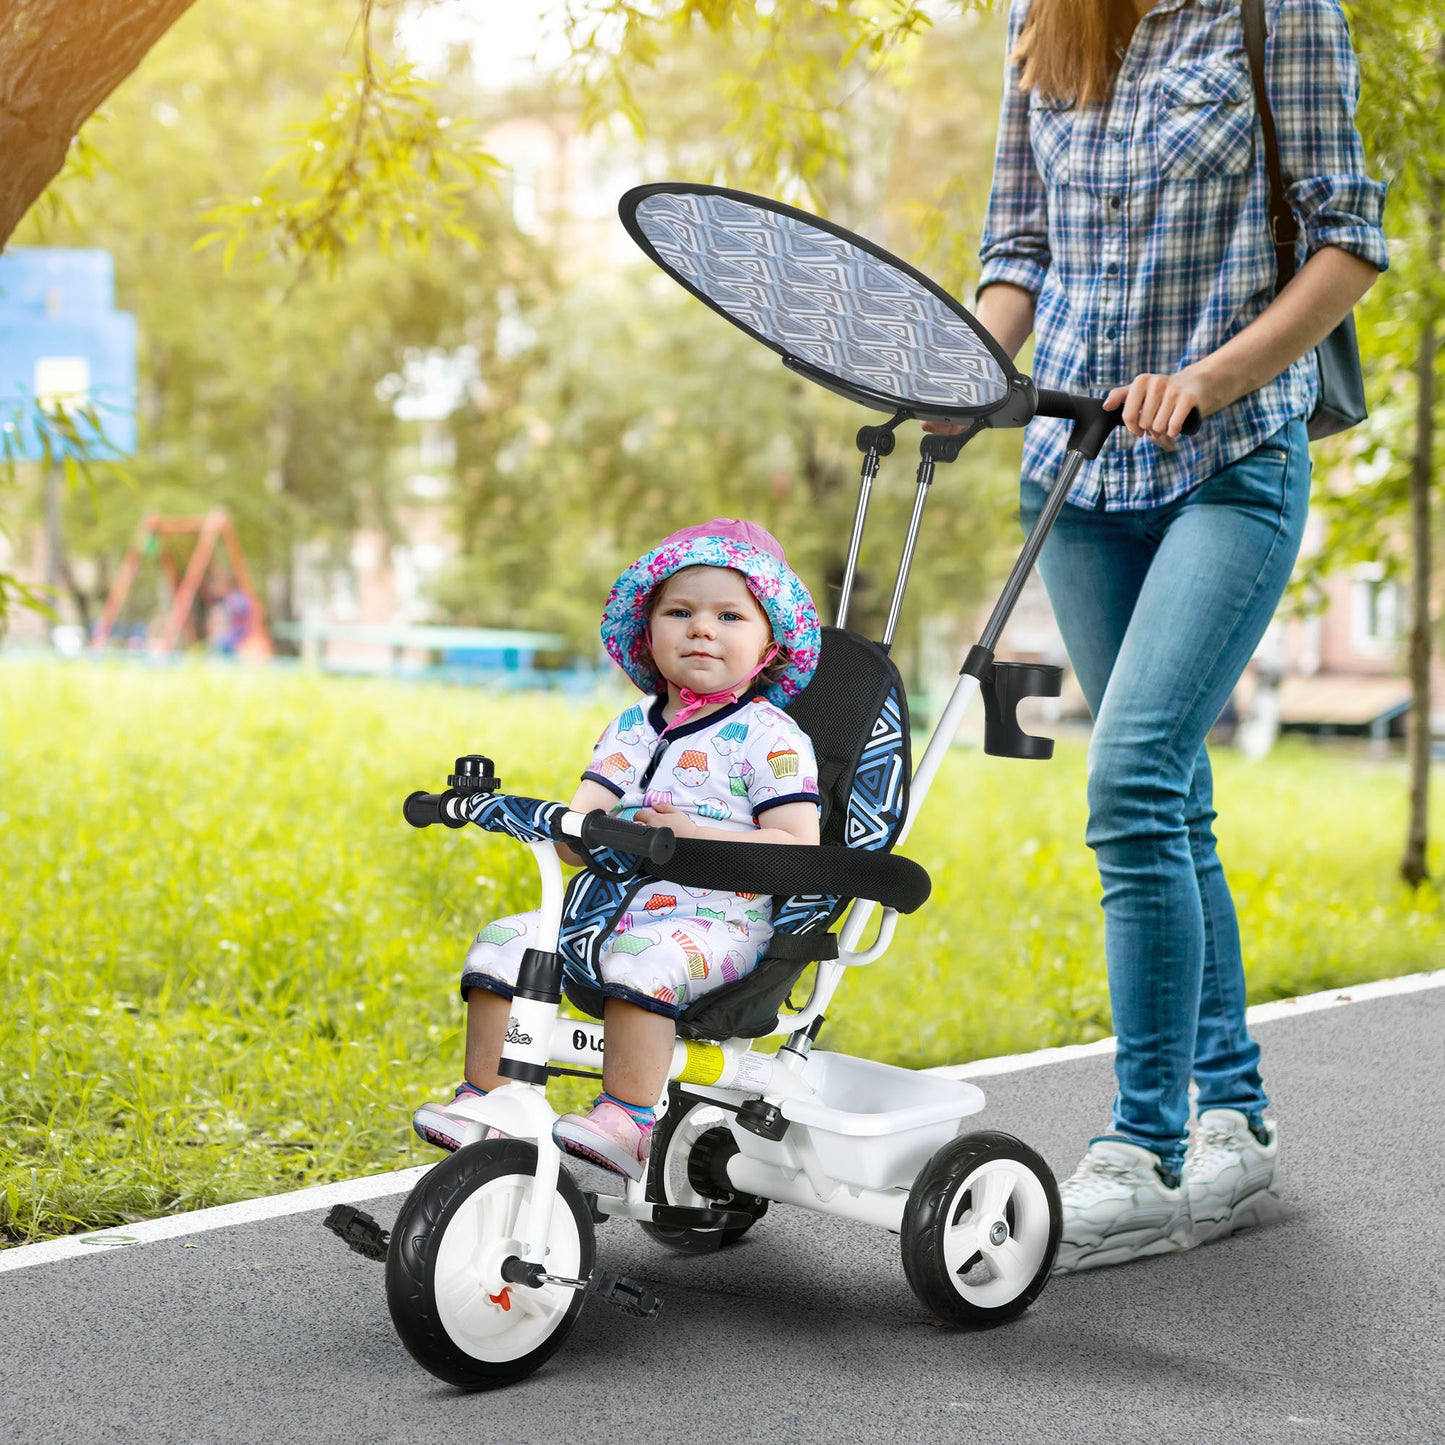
[
  {"x1": 553, "y1": 1098, "x2": 651, "y2": 1181},
  {"x1": 412, "y1": 1084, "x2": 503, "y2": 1153}
]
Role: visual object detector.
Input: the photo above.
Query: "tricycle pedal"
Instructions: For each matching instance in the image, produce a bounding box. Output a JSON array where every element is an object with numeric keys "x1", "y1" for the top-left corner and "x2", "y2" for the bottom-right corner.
[
  {"x1": 323, "y1": 1204, "x2": 389, "y2": 1262},
  {"x1": 586, "y1": 1269, "x2": 662, "y2": 1319},
  {"x1": 504, "y1": 1256, "x2": 663, "y2": 1319}
]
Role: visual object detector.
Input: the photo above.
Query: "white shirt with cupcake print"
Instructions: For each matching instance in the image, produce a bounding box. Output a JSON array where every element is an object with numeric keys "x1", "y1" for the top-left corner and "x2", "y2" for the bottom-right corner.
[
  {"x1": 461, "y1": 695, "x2": 822, "y2": 1017},
  {"x1": 583, "y1": 693, "x2": 820, "y2": 834}
]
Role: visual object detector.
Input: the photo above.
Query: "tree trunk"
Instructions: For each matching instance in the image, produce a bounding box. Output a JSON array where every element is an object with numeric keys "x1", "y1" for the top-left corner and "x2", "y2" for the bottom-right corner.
[
  {"x1": 0, "y1": 0, "x2": 199, "y2": 249},
  {"x1": 43, "y1": 454, "x2": 94, "y2": 630},
  {"x1": 265, "y1": 381, "x2": 299, "y2": 651},
  {"x1": 1400, "y1": 188, "x2": 1441, "y2": 889}
]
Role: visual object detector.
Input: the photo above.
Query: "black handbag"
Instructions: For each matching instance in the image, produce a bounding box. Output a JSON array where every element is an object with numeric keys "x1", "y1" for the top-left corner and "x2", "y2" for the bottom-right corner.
[{"x1": 1242, "y1": 0, "x2": 1368, "y2": 441}]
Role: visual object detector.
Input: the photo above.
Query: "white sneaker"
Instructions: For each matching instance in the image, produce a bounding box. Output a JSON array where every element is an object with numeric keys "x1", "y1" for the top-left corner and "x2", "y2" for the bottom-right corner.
[
  {"x1": 1052, "y1": 1139, "x2": 1191, "y2": 1275},
  {"x1": 1184, "y1": 1109, "x2": 1280, "y2": 1246}
]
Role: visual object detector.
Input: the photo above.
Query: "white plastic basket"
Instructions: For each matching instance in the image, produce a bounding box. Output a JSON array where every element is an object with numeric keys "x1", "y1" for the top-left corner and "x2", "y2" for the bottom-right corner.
[{"x1": 780, "y1": 1050, "x2": 987, "y2": 1192}]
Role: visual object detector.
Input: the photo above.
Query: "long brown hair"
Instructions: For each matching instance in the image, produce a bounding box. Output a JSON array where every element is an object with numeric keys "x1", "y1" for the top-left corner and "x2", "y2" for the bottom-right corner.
[{"x1": 1013, "y1": 0, "x2": 1140, "y2": 106}]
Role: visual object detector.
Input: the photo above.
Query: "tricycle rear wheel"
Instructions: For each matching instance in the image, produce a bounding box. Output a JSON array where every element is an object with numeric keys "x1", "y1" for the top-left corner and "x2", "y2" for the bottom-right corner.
[
  {"x1": 641, "y1": 1086, "x2": 768, "y2": 1254},
  {"x1": 901, "y1": 1130, "x2": 1060, "y2": 1328}
]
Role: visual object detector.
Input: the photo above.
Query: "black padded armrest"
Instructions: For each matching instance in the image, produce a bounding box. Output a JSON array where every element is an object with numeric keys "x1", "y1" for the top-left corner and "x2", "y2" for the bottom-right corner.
[{"x1": 644, "y1": 838, "x2": 930, "y2": 914}]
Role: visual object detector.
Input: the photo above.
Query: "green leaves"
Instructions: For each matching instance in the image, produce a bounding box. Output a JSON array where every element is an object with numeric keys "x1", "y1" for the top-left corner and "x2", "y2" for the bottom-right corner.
[
  {"x1": 197, "y1": 55, "x2": 500, "y2": 276},
  {"x1": 0, "y1": 394, "x2": 133, "y2": 636},
  {"x1": 561, "y1": 0, "x2": 943, "y2": 206}
]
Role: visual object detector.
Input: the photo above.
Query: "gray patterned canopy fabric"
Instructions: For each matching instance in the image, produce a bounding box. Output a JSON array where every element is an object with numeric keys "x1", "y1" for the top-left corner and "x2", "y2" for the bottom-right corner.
[{"x1": 628, "y1": 188, "x2": 1011, "y2": 417}]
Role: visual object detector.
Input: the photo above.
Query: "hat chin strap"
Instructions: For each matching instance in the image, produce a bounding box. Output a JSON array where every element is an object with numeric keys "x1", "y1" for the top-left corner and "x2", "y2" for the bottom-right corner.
[{"x1": 660, "y1": 643, "x2": 779, "y2": 734}]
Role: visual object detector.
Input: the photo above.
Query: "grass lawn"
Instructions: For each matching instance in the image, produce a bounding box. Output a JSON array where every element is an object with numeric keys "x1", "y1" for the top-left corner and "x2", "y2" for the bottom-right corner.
[{"x1": 3, "y1": 658, "x2": 1440, "y2": 1244}]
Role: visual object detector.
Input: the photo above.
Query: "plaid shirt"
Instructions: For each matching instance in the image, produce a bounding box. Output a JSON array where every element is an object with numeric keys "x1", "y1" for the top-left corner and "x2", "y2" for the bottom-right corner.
[{"x1": 979, "y1": 0, "x2": 1389, "y2": 509}]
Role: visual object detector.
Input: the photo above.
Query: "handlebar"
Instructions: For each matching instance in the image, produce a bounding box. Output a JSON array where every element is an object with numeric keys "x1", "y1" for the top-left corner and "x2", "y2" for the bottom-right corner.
[
  {"x1": 403, "y1": 789, "x2": 676, "y2": 867},
  {"x1": 403, "y1": 791, "x2": 468, "y2": 829},
  {"x1": 1034, "y1": 389, "x2": 1202, "y2": 460}
]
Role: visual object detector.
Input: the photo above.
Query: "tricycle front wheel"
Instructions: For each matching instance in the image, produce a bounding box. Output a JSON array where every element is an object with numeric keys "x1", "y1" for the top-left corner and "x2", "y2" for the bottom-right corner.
[{"x1": 386, "y1": 1139, "x2": 594, "y2": 1389}]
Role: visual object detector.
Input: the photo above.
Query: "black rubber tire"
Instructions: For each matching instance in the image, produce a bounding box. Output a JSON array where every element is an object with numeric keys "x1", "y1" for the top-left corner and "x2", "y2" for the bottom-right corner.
[
  {"x1": 900, "y1": 1130, "x2": 1061, "y2": 1329},
  {"x1": 386, "y1": 1140, "x2": 595, "y2": 1389},
  {"x1": 640, "y1": 1086, "x2": 767, "y2": 1255}
]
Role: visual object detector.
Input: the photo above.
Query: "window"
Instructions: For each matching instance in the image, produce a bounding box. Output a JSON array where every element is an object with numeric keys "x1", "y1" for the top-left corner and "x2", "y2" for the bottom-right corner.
[{"x1": 1350, "y1": 562, "x2": 1403, "y2": 653}]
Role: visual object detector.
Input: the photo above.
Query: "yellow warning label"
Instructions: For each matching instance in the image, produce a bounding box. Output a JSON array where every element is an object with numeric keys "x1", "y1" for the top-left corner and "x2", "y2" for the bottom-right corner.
[{"x1": 678, "y1": 1040, "x2": 725, "y2": 1087}]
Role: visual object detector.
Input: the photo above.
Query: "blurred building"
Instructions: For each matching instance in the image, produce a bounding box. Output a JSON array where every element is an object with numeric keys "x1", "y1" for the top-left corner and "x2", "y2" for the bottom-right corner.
[{"x1": 969, "y1": 494, "x2": 1443, "y2": 755}]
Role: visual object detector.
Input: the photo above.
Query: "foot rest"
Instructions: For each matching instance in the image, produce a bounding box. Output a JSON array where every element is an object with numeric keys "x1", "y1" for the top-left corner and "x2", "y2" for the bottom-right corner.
[
  {"x1": 650, "y1": 1203, "x2": 756, "y2": 1232},
  {"x1": 323, "y1": 1204, "x2": 389, "y2": 1262}
]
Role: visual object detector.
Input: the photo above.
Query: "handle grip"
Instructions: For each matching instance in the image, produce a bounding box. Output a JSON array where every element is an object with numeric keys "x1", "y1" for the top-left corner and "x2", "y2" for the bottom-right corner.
[
  {"x1": 1035, "y1": 389, "x2": 1201, "y2": 459},
  {"x1": 577, "y1": 811, "x2": 676, "y2": 867},
  {"x1": 403, "y1": 791, "x2": 467, "y2": 829}
]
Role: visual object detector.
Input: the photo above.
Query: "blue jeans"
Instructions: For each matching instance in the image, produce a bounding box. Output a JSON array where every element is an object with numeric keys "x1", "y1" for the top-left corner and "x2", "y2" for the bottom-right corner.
[{"x1": 1020, "y1": 421, "x2": 1311, "y2": 1173}]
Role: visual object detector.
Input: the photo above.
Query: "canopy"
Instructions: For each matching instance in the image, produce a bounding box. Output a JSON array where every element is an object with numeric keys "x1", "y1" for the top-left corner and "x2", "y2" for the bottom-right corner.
[{"x1": 619, "y1": 183, "x2": 1021, "y2": 425}]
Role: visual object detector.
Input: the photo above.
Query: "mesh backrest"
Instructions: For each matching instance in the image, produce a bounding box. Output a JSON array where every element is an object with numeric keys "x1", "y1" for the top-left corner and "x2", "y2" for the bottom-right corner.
[{"x1": 766, "y1": 626, "x2": 911, "y2": 936}]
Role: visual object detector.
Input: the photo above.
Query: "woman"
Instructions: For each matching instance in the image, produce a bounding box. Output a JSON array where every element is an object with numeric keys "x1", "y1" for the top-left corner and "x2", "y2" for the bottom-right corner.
[{"x1": 961, "y1": 0, "x2": 1387, "y2": 1272}]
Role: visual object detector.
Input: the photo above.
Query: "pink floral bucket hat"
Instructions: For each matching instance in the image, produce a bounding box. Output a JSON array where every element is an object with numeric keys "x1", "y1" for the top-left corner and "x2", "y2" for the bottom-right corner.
[{"x1": 602, "y1": 518, "x2": 821, "y2": 708}]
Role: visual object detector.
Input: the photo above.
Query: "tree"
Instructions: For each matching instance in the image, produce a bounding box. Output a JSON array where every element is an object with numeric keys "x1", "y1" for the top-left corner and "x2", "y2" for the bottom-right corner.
[
  {"x1": 429, "y1": 4, "x2": 1018, "y2": 674},
  {"x1": 7, "y1": 0, "x2": 534, "y2": 635},
  {"x1": 0, "y1": 0, "x2": 954, "y2": 629},
  {"x1": 0, "y1": 1, "x2": 944, "y2": 258},
  {"x1": 0, "y1": 0, "x2": 200, "y2": 246},
  {"x1": 1313, "y1": 2, "x2": 1445, "y2": 887},
  {"x1": 433, "y1": 266, "x2": 1017, "y2": 659}
]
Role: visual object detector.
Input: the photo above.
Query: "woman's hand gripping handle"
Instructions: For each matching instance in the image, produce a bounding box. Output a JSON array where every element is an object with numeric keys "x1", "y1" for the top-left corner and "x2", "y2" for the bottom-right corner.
[{"x1": 1035, "y1": 389, "x2": 1202, "y2": 461}]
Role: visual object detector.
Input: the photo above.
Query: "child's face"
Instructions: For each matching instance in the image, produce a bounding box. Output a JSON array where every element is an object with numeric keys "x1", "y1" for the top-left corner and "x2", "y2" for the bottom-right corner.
[{"x1": 649, "y1": 566, "x2": 772, "y2": 699}]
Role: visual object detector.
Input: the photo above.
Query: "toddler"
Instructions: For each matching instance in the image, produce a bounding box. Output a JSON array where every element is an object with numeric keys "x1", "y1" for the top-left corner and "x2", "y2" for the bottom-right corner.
[{"x1": 414, "y1": 518, "x2": 822, "y2": 1179}]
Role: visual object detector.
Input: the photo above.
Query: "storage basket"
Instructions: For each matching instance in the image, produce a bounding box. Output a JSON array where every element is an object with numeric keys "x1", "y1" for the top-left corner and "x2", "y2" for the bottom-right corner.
[{"x1": 780, "y1": 1050, "x2": 986, "y2": 1191}]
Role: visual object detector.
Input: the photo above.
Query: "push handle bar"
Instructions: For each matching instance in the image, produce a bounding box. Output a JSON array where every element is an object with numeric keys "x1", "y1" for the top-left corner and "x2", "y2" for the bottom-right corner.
[{"x1": 1034, "y1": 389, "x2": 1202, "y2": 460}]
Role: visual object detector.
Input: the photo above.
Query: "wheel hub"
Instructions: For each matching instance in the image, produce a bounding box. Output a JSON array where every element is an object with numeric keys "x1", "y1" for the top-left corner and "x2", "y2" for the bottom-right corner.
[
  {"x1": 687, "y1": 1125, "x2": 741, "y2": 1202},
  {"x1": 988, "y1": 1220, "x2": 1009, "y2": 1247}
]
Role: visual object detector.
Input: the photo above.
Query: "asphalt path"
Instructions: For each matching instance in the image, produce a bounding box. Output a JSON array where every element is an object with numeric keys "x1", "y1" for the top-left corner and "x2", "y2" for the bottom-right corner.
[{"x1": 5, "y1": 982, "x2": 1442, "y2": 1445}]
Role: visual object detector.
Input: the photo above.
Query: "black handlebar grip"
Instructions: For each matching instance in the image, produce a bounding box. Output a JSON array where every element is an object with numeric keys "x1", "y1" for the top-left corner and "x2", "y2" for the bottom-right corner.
[
  {"x1": 404, "y1": 791, "x2": 441, "y2": 828},
  {"x1": 403, "y1": 791, "x2": 467, "y2": 829},
  {"x1": 579, "y1": 812, "x2": 676, "y2": 867}
]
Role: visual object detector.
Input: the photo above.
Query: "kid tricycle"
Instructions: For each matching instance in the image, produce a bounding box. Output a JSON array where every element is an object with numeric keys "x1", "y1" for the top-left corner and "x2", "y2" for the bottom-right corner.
[{"x1": 329, "y1": 185, "x2": 1198, "y2": 1388}]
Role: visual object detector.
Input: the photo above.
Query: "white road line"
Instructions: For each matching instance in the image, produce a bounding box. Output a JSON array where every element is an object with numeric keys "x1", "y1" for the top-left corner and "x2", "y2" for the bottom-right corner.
[
  {"x1": 930, "y1": 966, "x2": 1445, "y2": 1081},
  {"x1": 4, "y1": 967, "x2": 1442, "y2": 1275},
  {"x1": 0, "y1": 1165, "x2": 431, "y2": 1276}
]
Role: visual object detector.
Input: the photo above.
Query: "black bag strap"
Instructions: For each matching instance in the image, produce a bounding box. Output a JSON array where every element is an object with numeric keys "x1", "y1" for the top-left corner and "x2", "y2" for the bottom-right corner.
[{"x1": 1241, "y1": 0, "x2": 1300, "y2": 287}]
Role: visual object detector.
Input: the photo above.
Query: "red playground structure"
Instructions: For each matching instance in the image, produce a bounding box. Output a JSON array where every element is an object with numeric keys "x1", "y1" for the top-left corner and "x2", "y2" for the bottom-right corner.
[{"x1": 90, "y1": 510, "x2": 273, "y2": 659}]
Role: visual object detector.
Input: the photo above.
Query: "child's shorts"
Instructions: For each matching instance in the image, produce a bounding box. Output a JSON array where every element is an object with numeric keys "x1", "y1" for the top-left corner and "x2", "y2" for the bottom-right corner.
[{"x1": 460, "y1": 895, "x2": 774, "y2": 1020}]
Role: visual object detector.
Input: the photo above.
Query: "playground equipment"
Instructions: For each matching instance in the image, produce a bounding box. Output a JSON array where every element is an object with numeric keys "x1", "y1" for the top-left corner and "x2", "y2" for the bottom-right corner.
[{"x1": 89, "y1": 509, "x2": 272, "y2": 658}]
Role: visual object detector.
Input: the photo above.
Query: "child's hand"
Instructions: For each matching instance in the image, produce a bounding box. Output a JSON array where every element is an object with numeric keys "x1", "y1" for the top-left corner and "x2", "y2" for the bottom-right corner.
[{"x1": 634, "y1": 798, "x2": 698, "y2": 838}]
